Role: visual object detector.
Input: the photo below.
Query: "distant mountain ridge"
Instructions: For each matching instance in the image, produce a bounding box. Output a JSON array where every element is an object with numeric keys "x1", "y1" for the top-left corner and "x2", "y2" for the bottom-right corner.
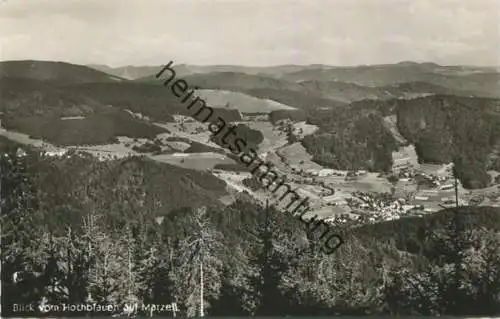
[
  {"x1": 280, "y1": 63, "x2": 500, "y2": 97},
  {"x1": 87, "y1": 60, "x2": 500, "y2": 101},
  {"x1": 87, "y1": 63, "x2": 337, "y2": 80},
  {"x1": 139, "y1": 69, "x2": 489, "y2": 105},
  {"x1": 87, "y1": 64, "x2": 164, "y2": 80},
  {"x1": 0, "y1": 60, "x2": 125, "y2": 83},
  {"x1": 89, "y1": 60, "x2": 499, "y2": 80}
]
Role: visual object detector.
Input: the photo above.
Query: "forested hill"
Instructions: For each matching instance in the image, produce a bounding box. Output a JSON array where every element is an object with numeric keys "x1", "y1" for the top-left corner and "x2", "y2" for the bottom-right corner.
[
  {"x1": 2, "y1": 148, "x2": 500, "y2": 316},
  {"x1": 396, "y1": 95, "x2": 500, "y2": 188},
  {"x1": 302, "y1": 94, "x2": 500, "y2": 188},
  {"x1": 0, "y1": 77, "x2": 168, "y2": 146},
  {"x1": 303, "y1": 105, "x2": 399, "y2": 172},
  {"x1": 3, "y1": 151, "x2": 228, "y2": 221},
  {"x1": 0, "y1": 60, "x2": 124, "y2": 83},
  {"x1": 0, "y1": 59, "x2": 241, "y2": 123},
  {"x1": 0, "y1": 64, "x2": 243, "y2": 146},
  {"x1": 356, "y1": 206, "x2": 500, "y2": 255}
]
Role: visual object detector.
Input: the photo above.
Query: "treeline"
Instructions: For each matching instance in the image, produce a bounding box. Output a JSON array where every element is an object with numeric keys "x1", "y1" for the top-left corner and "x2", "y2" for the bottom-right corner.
[{"x1": 2, "y1": 150, "x2": 500, "y2": 317}]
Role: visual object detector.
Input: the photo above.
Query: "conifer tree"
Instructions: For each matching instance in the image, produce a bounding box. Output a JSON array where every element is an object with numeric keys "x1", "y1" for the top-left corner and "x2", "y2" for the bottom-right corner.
[
  {"x1": 246, "y1": 200, "x2": 290, "y2": 316},
  {"x1": 171, "y1": 207, "x2": 223, "y2": 317}
]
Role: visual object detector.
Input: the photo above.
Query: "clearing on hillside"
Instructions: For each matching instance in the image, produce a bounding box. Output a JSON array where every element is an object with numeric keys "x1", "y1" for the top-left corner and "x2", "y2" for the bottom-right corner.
[{"x1": 196, "y1": 89, "x2": 296, "y2": 113}]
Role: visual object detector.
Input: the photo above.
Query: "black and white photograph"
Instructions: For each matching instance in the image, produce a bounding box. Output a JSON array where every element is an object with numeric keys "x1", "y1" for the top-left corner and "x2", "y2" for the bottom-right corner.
[{"x1": 1, "y1": 0, "x2": 500, "y2": 317}]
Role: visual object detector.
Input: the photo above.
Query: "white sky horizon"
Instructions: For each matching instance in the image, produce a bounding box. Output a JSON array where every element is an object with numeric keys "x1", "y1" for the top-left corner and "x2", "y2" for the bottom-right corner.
[{"x1": 1, "y1": 0, "x2": 499, "y2": 68}]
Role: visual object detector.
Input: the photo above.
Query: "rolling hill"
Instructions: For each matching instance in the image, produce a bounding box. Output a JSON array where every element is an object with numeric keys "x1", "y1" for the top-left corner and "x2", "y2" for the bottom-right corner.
[
  {"x1": 243, "y1": 88, "x2": 347, "y2": 110},
  {"x1": 302, "y1": 94, "x2": 500, "y2": 189},
  {"x1": 91, "y1": 63, "x2": 335, "y2": 80},
  {"x1": 298, "y1": 80, "x2": 479, "y2": 103},
  {"x1": 356, "y1": 205, "x2": 500, "y2": 257},
  {"x1": 63, "y1": 82, "x2": 243, "y2": 122},
  {"x1": 0, "y1": 77, "x2": 102, "y2": 118},
  {"x1": 281, "y1": 62, "x2": 500, "y2": 97},
  {"x1": 0, "y1": 60, "x2": 125, "y2": 83},
  {"x1": 133, "y1": 62, "x2": 499, "y2": 113},
  {"x1": 63, "y1": 82, "x2": 183, "y2": 122},
  {"x1": 395, "y1": 94, "x2": 500, "y2": 188},
  {"x1": 139, "y1": 71, "x2": 303, "y2": 91},
  {"x1": 6, "y1": 151, "x2": 228, "y2": 217},
  {"x1": 170, "y1": 63, "x2": 334, "y2": 77},
  {"x1": 281, "y1": 61, "x2": 443, "y2": 84},
  {"x1": 3, "y1": 59, "x2": 499, "y2": 181},
  {"x1": 0, "y1": 77, "x2": 166, "y2": 146},
  {"x1": 4, "y1": 109, "x2": 166, "y2": 146}
]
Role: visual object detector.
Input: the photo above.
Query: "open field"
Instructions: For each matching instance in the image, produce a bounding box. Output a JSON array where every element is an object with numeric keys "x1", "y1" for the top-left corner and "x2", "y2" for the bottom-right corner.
[
  {"x1": 419, "y1": 163, "x2": 453, "y2": 177},
  {"x1": 0, "y1": 127, "x2": 234, "y2": 171},
  {"x1": 0, "y1": 128, "x2": 60, "y2": 152},
  {"x1": 151, "y1": 152, "x2": 236, "y2": 171},
  {"x1": 319, "y1": 173, "x2": 393, "y2": 193},
  {"x1": 392, "y1": 144, "x2": 420, "y2": 171},
  {"x1": 154, "y1": 121, "x2": 223, "y2": 149},
  {"x1": 196, "y1": 89, "x2": 296, "y2": 113},
  {"x1": 276, "y1": 142, "x2": 323, "y2": 170}
]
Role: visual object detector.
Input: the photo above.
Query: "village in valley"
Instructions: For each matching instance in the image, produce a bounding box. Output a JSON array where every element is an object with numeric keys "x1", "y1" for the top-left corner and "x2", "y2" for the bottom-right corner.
[
  {"x1": 3, "y1": 0, "x2": 500, "y2": 316},
  {"x1": 3, "y1": 101, "x2": 500, "y2": 229}
]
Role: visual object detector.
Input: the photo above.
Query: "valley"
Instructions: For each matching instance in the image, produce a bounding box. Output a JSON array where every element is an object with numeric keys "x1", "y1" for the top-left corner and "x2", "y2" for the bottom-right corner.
[
  {"x1": 3, "y1": 1, "x2": 500, "y2": 316},
  {"x1": 2, "y1": 72, "x2": 498, "y2": 223},
  {"x1": 1, "y1": 55, "x2": 500, "y2": 318},
  {"x1": 2, "y1": 62, "x2": 500, "y2": 219}
]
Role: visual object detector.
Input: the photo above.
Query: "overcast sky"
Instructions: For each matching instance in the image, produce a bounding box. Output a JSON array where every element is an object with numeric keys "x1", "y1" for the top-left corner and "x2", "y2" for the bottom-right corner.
[{"x1": 0, "y1": 0, "x2": 498, "y2": 67}]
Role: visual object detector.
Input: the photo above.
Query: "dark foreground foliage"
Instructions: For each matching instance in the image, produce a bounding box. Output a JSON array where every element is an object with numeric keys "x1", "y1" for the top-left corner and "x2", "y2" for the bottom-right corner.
[{"x1": 1, "y1": 150, "x2": 500, "y2": 317}]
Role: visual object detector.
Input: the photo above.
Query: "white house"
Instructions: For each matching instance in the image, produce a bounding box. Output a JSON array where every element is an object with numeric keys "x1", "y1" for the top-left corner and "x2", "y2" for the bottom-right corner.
[
  {"x1": 415, "y1": 196, "x2": 429, "y2": 201},
  {"x1": 318, "y1": 169, "x2": 335, "y2": 177},
  {"x1": 45, "y1": 150, "x2": 67, "y2": 157},
  {"x1": 16, "y1": 148, "x2": 27, "y2": 157},
  {"x1": 440, "y1": 184, "x2": 454, "y2": 190}
]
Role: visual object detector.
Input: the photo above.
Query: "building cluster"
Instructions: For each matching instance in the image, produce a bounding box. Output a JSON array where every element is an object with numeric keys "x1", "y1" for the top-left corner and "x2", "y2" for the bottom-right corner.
[
  {"x1": 7, "y1": 147, "x2": 129, "y2": 162},
  {"x1": 289, "y1": 166, "x2": 361, "y2": 179},
  {"x1": 396, "y1": 166, "x2": 416, "y2": 179},
  {"x1": 241, "y1": 113, "x2": 267, "y2": 121},
  {"x1": 347, "y1": 192, "x2": 407, "y2": 222},
  {"x1": 344, "y1": 170, "x2": 368, "y2": 181},
  {"x1": 325, "y1": 190, "x2": 440, "y2": 226}
]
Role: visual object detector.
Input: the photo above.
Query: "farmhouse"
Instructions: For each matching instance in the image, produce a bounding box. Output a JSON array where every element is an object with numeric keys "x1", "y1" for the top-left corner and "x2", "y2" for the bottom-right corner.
[
  {"x1": 16, "y1": 148, "x2": 27, "y2": 157},
  {"x1": 414, "y1": 196, "x2": 429, "y2": 201},
  {"x1": 318, "y1": 169, "x2": 335, "y2": 177},
  {"x1": 440, "y1": 183, "x2": 454, "y2": 190}
]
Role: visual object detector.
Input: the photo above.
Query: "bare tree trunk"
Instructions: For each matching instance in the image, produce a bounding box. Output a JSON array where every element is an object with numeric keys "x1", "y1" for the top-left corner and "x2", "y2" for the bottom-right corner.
[
  {"x1": 128, "y1": 245, "x2": 131, "y2": 297},
  {"x1": 200, "y1": 261, "x2": 204, "y2": 317}
]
